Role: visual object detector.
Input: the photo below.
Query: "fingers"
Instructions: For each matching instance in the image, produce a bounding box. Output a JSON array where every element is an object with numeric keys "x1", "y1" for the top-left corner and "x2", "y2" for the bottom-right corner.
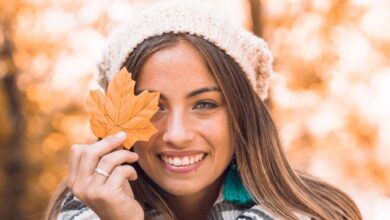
[
  {"x1": 68, "y1": 131, "x2": 140, "y2": 205},
  {"x1": 67, "y1": 144, "x2": 88, "y2": 188},
  {"x1": 106, "y1": 165, "x2": 138, "y2": 189},
  {"x1": 82, "y1": 165, "x2": 137, "y2": 208},
  {"x1": 78, "y1": 132, "x2": 127, "y2": 179},
  {"x1": 92, "y1": 150, "x2": 139, "y2": 185}
]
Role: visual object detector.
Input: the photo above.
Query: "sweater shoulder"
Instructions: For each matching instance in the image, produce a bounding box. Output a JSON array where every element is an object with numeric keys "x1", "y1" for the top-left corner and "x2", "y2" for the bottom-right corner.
[
  {"x1": 237, "y1": 204, "x2": 312, "y2": 220},
  {"x1": 57, "y1": 192, "x2": 99, "y2": 220}
]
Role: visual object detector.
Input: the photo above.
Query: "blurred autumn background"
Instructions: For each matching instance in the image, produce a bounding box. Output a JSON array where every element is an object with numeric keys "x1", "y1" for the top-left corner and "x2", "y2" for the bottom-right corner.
[{"x1": 0, "y1": 0, "x2": 389, "y2": 219}]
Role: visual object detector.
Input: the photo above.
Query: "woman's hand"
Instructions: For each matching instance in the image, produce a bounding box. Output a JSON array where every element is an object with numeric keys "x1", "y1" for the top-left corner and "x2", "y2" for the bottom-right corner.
[{"x1": 67, "y1": 131, "x2": 144, "y2": 220}]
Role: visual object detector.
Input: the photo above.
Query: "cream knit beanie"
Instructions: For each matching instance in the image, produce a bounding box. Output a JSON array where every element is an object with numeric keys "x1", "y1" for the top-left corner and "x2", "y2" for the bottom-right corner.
[{"x1": 98, "y1": 0, "x2": 274, "y2": 100}]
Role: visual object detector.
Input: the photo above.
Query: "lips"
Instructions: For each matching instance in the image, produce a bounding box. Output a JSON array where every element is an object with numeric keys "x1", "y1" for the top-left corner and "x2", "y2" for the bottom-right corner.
[{"x1": 158, "y1": 151, "x2": 207, "y2": 168}]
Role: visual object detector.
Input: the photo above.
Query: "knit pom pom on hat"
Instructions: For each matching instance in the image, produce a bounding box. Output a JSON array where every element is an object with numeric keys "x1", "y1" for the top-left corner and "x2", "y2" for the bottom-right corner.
[{"x1": 97, "y1": 0, "x2": 274, "y2": 100}]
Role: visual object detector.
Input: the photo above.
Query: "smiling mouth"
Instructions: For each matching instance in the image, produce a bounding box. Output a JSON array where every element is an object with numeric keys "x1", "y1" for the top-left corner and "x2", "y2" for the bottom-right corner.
[{"x1": 158, "y1": 153, "x2": 207, "y2": 167}]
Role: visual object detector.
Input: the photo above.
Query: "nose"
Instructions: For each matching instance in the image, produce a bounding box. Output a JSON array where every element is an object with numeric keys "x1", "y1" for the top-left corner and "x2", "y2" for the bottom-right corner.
[{"x1": 162, "y1": 109, "x2": 195, "y2": 147}]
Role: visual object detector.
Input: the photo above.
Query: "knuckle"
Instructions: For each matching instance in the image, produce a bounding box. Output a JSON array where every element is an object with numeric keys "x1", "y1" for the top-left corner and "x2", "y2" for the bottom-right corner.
[
  {"x1": 99, "y1": 150, "x2": 132, "y2": 167},
  {"x1": 120, "y1": 150, "x2": 137, "y2": 162},
  {"x1": 111, "y1": 166, "x2": 121, "y2": 175},
  {"x1": 120, "y1": 150, "x2": 133, "y2": 161},
  {"x1": 124, "y1": 165, "x2": 135, "y2": 173},
  {"x1": 129, "y1": 167, "x2": 138, "y2": 179},
  {"x1": 70, "y1": 144, "x2": 83, "y2": 156},
  {"x1": 83, "y1": 147, "x2": 98, "y2": 161},
  {"x1": 120, "y1": 165, "x2": 137, "y2": 179},
  {"x1": 113, "y1": 165, "x2": 127, "y2": 175},
  {"x1": 127, "y1": 165, "x2": 136, "y2": 173},
  {"x1": 99, "y1": 154, "x2": 112, "y2": 166},
  {"x1": 70, "y1": 144, "x2": 80, "y2": 151}
]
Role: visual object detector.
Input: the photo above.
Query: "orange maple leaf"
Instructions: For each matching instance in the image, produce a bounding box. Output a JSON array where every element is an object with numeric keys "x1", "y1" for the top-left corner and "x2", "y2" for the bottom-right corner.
[{"x1": 86, "y1": 67, "x2": 160, "y2": 149}]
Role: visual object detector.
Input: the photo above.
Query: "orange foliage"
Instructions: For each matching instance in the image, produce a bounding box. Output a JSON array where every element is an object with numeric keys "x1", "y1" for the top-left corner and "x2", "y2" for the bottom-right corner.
[
  {"x1": 1, "y1": 0, "x2": 390, "y2": 219},
  {"x1": 87, "y1": 68, "x2": 159, "y2": 149}
]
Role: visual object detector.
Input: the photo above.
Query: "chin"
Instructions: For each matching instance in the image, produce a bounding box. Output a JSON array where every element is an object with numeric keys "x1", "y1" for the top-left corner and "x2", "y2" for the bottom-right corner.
[{"x1": 158, "y1": 178, "x2": 206, "y2": 196}]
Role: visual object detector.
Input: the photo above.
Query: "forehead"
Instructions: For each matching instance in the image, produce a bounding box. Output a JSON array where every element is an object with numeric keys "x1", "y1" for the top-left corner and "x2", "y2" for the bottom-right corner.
[{"x1": 136, "y1": 40, "x2": 218, "y2": 92}]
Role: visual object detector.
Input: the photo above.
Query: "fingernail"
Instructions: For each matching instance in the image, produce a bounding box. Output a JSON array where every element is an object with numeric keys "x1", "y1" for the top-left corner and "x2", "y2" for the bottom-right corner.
[{"x1": 115, "y1": 131, "x2": 126, "y2": 139}]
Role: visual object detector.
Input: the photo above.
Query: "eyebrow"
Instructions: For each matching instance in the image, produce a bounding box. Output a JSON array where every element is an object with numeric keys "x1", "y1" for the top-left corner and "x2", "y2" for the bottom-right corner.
[{"x1": 136, "y1": 86, "x2": 221, "y2": 100}]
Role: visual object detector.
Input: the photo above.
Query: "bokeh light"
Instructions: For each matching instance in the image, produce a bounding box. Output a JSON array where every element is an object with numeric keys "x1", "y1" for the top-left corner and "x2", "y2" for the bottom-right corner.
[{"x1": 0, "y1": 0, "x2": 389, "y2": 219}]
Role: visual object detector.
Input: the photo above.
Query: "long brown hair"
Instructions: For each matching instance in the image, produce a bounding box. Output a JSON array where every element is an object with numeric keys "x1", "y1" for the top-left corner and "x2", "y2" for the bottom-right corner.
[{"x1": 46, "y1": 33, "x2": 362, "y2": 220}]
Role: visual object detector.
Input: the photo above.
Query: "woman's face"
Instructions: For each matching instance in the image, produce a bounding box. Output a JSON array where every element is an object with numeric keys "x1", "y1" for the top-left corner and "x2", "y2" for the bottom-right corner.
[{"x1": 134, "y1": 40, "x2": 234, "y2": 197}]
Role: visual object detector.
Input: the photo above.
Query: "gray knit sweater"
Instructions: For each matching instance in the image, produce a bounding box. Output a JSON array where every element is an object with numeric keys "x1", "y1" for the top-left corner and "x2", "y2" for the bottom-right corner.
[{"x1": 57, "y1": 188, "x2": 310, "y2": 220}]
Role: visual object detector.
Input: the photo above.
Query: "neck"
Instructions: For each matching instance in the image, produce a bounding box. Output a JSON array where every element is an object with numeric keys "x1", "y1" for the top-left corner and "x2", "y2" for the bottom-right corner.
[{"x1": 165, "y1": 177, "x2": 223, "y2": 220}]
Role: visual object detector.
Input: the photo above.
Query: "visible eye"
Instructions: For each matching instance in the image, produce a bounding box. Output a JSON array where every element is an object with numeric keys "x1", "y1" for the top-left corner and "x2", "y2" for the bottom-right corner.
[
  {"x1": 158, "y1": 103, "x2": 167, "y2": 111},
  {"x1": 193, "y1": 101, "x2": 218, "y2": 110}
]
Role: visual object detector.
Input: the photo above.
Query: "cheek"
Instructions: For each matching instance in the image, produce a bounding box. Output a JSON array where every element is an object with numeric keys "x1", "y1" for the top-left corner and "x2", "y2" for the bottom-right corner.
[
  {"x1": 199, "y1": 112, "x2": 234, "y2": 157},
  {"x1": 200, "y1": 112, "x2": 230, "y2": 141},
  {"x1": 133, "y1": 141, "x2": 153, "y2": 161},
  {"x1": 133, "y1": 142, "x2": 156, "y2": 176}
]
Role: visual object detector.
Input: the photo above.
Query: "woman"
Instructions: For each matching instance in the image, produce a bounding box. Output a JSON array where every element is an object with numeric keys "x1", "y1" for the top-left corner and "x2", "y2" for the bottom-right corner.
[{"x1": 46, "y1": 1, "x2": 362, "y2": 219}]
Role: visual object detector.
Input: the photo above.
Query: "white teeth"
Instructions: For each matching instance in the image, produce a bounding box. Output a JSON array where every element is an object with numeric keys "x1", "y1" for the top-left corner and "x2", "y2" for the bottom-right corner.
[
  {"x1": 173, "y1": 157, "x2": 181, "y2": 166},
  {"x1": 160, "y1": 153, "x2": 205, "y2": 167},
  {"x1": 182, "y1": 157, "x2": 189, "y2": 165}
]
